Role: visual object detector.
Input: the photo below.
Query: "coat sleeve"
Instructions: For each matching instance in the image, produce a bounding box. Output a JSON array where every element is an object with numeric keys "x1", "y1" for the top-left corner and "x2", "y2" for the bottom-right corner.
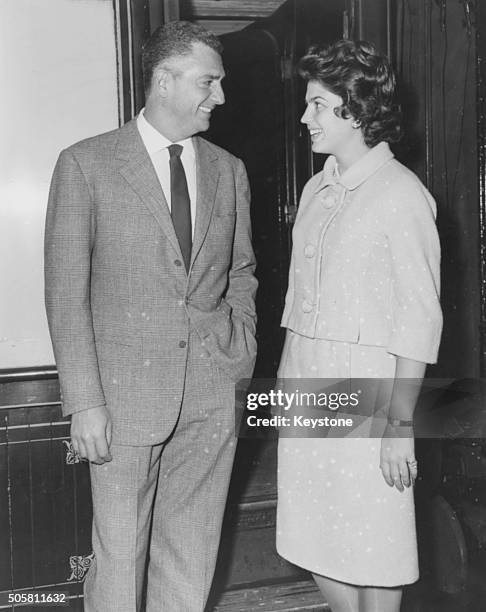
[
  {"x1": 219, "y1": 159, "x2": 258, "y2": 375},
  {"x1": 44, "y1": 149, "x2": 106, "y2": 415},
  {"x1": 196, "y1": 158, "x2": 257, "y2": 381},
  {"x1": 224, "y1": 159, "x2": 258, "y2": 333},
  {"x1": 384, "y1": 178, "x2": 443, "y2": 363}
]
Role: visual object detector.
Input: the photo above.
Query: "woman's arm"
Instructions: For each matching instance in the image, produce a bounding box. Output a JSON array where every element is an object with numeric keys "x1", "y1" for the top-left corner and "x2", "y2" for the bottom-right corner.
[
  {"x1": 379, "y1": 177, "x2": 442, "y2": 491},
  {"x1": 388, "y1": 356, "x2": 426, "y2": 422},
  {"x1": 380, "y1": 356, "x2": 426, "y2": 491}
]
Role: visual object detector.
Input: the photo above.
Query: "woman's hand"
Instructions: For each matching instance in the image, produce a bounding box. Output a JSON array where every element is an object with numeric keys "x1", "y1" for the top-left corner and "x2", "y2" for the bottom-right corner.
[
  {"x1": 380, "y1": 356, "x2": 424, "y2": 491},
  {"x1": 380, "y1": 426, "x2": 417, "y2": 492}
]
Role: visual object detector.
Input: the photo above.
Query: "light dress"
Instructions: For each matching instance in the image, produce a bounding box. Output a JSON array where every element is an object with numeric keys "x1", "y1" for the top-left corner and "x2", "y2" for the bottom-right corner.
[{"x1": 276, "y1": 143, "x2": 442, "y2": 586}]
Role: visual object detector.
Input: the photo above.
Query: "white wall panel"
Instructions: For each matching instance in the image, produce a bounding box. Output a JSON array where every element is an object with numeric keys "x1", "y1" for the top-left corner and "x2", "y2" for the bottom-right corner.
[{"x1": 0, "y1": 0, "x2": 119, "y2": 368}]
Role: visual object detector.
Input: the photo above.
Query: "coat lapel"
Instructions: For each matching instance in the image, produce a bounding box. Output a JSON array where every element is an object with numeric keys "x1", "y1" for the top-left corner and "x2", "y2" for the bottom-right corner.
[
  {"x1": 114, "y1": 122, "x2": 220, "y2": 267},
  {"x1": 115, "y1": 119, "x2": 181, "y2": 256},
  {"x1": 191, "y1": 137, "x2": 220, "y2": 265}
]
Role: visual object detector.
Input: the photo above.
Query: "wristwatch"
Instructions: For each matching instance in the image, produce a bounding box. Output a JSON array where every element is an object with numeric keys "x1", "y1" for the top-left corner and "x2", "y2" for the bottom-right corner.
[{"x1": 387, "y1": 417, "x2": 414, "y2": 427}]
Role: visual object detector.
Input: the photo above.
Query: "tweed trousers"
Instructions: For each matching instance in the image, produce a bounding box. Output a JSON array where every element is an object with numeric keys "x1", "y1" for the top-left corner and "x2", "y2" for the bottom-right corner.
[{"x1": 83, "y1": 333, "x2": 237, "y2": 612}]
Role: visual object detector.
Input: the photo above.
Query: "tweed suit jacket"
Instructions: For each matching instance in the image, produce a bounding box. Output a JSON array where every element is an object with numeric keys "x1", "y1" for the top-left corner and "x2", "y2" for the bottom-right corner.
[{"x1": 45, "y1": 118, "x2": 257, "y2": 446}]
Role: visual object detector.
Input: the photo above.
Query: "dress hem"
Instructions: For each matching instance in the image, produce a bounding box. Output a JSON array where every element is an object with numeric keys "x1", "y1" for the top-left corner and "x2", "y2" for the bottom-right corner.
[{"x1": 276, "y1": 544, "x2": 419, "y2": 588}]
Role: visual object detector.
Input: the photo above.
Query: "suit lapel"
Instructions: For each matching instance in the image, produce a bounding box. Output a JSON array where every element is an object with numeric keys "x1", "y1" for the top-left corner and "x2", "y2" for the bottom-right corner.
[
  {"x1": 115, "y1": 119, "x2": 181, "y2": 256},
  {"x1": 191, "y1": 137, "x2": 220, "y2": 265},
  {"x1": 114, "y1": 123, "x2": 220, "y2": 266}
]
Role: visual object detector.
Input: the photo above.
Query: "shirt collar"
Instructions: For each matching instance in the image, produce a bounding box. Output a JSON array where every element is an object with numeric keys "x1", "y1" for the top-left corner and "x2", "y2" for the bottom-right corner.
[
  {"x1": 137, "y1": 108, "x2": 195, "y2": 158},
  {"x1": 319, "y1": 141, "x2": 394, "y2": 191}
]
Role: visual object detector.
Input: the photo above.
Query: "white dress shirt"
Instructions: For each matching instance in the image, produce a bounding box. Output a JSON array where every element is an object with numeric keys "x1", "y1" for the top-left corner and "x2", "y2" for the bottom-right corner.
[{"x1": 137, "y1": 109, "x2": 197, "y2": 236}]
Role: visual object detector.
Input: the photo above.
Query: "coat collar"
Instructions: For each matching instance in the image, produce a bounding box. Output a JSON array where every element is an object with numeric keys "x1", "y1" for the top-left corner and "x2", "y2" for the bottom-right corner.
[
  {"x1": 115, "y1": 119, "x2": 219, "y2": 271},
  {"x1": 319, "y1": 141, "x2": 395, "y2": 191}
]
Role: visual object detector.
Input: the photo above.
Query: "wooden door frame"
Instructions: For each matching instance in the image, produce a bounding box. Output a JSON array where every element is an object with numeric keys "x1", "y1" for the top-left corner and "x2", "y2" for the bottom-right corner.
[
  {"x1": 476, "y1": 0, "x2": 486, "y2": 376},
  {"x1": 351, "y1": 0, "x2": 485, "y2": 377},
  {"x1": 113, "y1": 0, "x2": 180, "y2": 124}
]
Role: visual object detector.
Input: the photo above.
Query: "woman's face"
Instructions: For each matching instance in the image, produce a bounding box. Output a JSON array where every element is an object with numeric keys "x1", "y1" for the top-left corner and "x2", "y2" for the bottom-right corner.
[{"x1": 301, "y1": 80, "x2": 364, "y2": 163}]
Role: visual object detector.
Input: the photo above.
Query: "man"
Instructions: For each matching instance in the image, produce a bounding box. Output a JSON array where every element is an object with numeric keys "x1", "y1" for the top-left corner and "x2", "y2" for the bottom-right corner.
[{"x1": 45, "y1": 21, "x2": 257, "y2": 611}]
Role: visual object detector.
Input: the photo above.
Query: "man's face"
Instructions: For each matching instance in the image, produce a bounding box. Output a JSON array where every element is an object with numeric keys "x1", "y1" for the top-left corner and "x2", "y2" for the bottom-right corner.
[{"x1": 162, "y1": 42, "x2": 225, "y2": 140}]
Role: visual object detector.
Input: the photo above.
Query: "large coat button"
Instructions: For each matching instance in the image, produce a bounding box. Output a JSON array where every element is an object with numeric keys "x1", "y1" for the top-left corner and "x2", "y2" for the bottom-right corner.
[
  {"x1": 322, "y1": 195, "x2": 337, "y2": 208},
  {"x1": 304, "y1": 244, "x2": 316, "y2": 258},
  {"x1": 302, "y1": 300, "x2": 313, "y2": 313}
]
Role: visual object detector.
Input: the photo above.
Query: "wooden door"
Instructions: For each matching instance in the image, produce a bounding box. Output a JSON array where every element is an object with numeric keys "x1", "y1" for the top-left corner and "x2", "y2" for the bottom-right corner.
[
  {"x1": 202, "y1": 0, "x2": 349, "y2": 599},
  {"x1": 205, "y1": 0, "x2": 346, "y2": 378}
]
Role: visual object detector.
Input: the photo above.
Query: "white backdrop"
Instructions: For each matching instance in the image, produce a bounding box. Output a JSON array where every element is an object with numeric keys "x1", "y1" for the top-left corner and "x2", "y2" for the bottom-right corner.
[{"x1": 0, "y1": 0, "x2": 119, "y2": 368}]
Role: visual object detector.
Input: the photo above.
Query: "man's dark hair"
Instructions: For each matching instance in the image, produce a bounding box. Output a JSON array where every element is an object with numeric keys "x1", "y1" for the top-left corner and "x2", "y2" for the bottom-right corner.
[
  {"x1": 142, "y1": 21, "x2": 223, "y2": 94},
  {"x1": 299, "y1": 39, "x2": 401, "y2": 147}
]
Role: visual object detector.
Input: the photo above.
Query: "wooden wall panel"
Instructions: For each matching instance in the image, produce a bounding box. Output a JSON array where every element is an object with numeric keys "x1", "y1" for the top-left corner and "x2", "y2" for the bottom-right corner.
[
  {"x1": 354, "y1": 0, "x2": 390, "y2": 55},
  {"x1": 0, "y1": 376, "x2": 301, "y2": 605},
  {"x1": 0, "y1": 434, "x2": 12, "y2": 592},
  {"x1": 191, "y1": 19, "x2": 252, "y2": 35},
  {"x1": 397, "y1": 0, "x2": 479, "y2": 378},
  {"x1": 27, "y1": 441, "x2": 52, "y2": 586},
  {"x1": 359, "y1": 0, "x2": 481, "y2": 378},
  {"x1": 0, "y1": 384, "x2": 90, "y2": 603},
  {"x1": 180, "y1": 0, "x2": 286, "y2": 19},
  {"x1": 9, "y1": 441, "x2": 35, "y2": 589},
  {"x1": 478, "y1": 0, "x2": 486, "y2": 374}
]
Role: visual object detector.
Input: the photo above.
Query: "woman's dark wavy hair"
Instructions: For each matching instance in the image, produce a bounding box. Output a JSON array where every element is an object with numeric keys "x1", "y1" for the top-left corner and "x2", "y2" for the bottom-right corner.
[{"x1": 299, "y1": 40, "x2": 401, "y2": 147}]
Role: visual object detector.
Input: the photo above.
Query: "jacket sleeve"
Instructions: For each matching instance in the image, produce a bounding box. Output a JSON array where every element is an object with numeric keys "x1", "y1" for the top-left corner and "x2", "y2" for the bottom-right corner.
[
  {"x1": 196, "y1": 158, "x2": 257, "y2": 381},
  {"x1": 44, "y1": 149, "x2": 106, "y2": 415},
  {"x1": 224, "y1": 159, "x2": 258, "y2": 333},
  {"x1": 384, "y1": 179, "x2": 443, "y2": 363},
  {"x1": 216, "y1": 159, "x2": 258, "y2": 378}
]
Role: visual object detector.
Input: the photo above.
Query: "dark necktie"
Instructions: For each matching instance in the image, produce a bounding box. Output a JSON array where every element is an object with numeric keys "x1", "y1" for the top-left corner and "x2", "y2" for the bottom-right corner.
[{"x1": 168, "y1": 144, "x2": 192, "y2": 272}]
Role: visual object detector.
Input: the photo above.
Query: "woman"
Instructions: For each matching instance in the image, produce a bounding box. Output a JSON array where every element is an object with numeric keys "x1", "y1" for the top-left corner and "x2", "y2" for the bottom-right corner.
[{"x1": 276, "y1": 40, "x2": 442, "y2": 612}]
